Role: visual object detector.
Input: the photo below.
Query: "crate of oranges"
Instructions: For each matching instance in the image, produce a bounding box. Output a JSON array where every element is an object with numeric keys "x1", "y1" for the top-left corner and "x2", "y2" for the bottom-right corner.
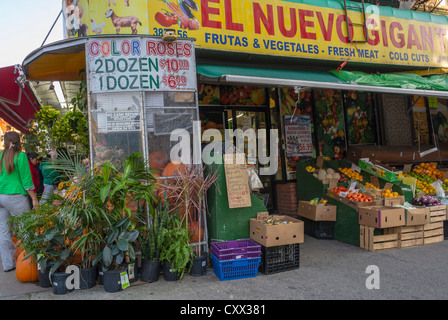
[{"x1": 381, "y1": 189, "x2": 405, "y2": 206}]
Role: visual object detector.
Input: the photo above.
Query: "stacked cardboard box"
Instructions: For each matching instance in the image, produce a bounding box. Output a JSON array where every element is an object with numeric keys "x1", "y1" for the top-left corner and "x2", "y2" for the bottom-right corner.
[
  {"x1": 250, "y1": 213, "x2": 304, "y2": 274},
  {"x1": 297, "y1": 201, "x2": 337, "y2": 239},
  {"x1": 358, "y1": 207, "x2": 405, "y2": 252}
]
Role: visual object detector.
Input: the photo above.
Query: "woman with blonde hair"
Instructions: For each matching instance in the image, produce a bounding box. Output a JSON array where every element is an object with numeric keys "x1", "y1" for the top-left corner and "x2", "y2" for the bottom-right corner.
[{"x1": 0, "y1": 131, "x2": 38, "y2": 272}]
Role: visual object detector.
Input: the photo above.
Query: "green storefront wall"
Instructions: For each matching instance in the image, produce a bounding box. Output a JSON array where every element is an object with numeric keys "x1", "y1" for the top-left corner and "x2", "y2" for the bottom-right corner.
[{"x1": 204, "y1": 154, "x2": 267, "y2": 242}]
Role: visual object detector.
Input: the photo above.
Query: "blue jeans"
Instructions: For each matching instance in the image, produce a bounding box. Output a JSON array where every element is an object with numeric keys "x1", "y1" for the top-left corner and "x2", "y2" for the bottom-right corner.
[{"x1": 0, "y1": 194, "x2": 30, "y2": 271}]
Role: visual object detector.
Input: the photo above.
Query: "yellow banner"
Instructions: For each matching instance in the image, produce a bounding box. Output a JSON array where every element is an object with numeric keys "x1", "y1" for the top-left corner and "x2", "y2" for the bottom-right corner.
[{"x1": 63, "y1": 0, "x2": 448, "y2": 68}]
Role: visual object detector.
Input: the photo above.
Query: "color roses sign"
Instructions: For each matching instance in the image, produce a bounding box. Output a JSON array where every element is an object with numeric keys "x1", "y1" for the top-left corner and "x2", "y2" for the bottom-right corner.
[
  {"x1": 86, "y1": 37, "x2": 197, "y2": 93},
  {"x1": 65, "y1": 0, "x2": 448, "y2": 68}
]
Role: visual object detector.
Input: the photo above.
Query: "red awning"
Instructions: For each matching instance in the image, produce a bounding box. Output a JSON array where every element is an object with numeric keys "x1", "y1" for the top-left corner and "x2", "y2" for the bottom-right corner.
[{"x1": 0, "y1": 65, "x2": 40, "y2": 134}]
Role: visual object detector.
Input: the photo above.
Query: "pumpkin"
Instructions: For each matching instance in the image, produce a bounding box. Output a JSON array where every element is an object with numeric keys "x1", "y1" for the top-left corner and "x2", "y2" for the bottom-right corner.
[
  {"x1": 162, "y1": 161, "x2": 187, "y2": 177},
  {"x1": 149, "y1": 151, "x2": 169, "y2": 171},
  {"x1": 16, "y1": 251, "x2": 39, "y2": 283},
  {"x1": 14, "y1": 240, "x2": 23, "y2": 261},
  {"x1": 12, "y1": 235, "x2": 18, "y2": 244}
]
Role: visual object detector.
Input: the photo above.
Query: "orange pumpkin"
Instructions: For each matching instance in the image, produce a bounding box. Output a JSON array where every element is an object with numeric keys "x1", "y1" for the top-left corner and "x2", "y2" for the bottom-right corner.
[
  {"x1": 16, "y1": 251, "x2": 39, "y2": 283},
  {"x1": 14, "y1": 240, "x2": 23, "y2": 261},
  {"x1": 162, "y1": 161, "x2": 186, "y2": 177},
  {"x1": 149, "y1": 151, "x2": 169, "y2": 171}
]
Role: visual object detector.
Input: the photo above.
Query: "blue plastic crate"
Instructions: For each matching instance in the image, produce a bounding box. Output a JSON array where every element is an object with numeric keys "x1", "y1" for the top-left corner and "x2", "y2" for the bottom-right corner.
[{"x1": 210, "y1": 253, "x2": 260, "y2": 281}]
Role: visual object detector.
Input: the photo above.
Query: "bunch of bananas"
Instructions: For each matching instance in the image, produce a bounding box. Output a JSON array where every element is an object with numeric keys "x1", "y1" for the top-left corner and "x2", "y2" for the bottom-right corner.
[{"x1": 305, "y1": 166, "x2": 316, "y2": 173}]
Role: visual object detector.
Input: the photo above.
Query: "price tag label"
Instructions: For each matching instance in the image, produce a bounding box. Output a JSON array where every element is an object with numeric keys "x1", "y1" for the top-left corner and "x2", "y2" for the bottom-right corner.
[
  {"x1": 127, "y1": 263, "x2": 135, "y2": 280},
  {"x1": 403, "y1": 164, "x2": 412, "y2": 173},
  {"x1": 329, "y1": 179, "x2": 338, "y2": 189},
  {"x1": 120, "y1": 271, "x2": 130, "y2": 290},
  {"x1": 351, "y1": 163, "x2": 361, "y2": 173},
  {"x1": 370, "y1": 176, "x2": 380, "y2": 188},
  {"x1": 383, "y1": 182, "x2": 394, "y2": 192},
  {"x1": 316, "y1": 156, "x2": 324, "y2": 168}
]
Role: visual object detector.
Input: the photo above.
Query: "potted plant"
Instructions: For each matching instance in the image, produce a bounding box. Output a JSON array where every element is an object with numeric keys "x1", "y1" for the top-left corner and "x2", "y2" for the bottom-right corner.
[
  {"x1": 49, "y1": 151, "x2": 157, "y2": 291},
  {"x1": 159, "y1": 164, "x2": 218, "y2": 276},
  {"x1": 139, "y1": 199, "x2": 168, "y2": 283},
  {"x1": 34, "y1": 213, "x2": 84, "y2": 295},
  {"x1": 9, "y1": 204, "x2": 56, "y2": 287},
  {"x1": 159, "y1": 213, "x2": 193, "y2": 281},
  {"x1": 96, "y1": 216, "x2": 139, "y2": 293}
]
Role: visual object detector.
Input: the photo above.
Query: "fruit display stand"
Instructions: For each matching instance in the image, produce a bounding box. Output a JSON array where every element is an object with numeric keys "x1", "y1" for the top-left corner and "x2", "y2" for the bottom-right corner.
[{"x1": 296, "y1": 159, "x2": 349, "y2": 202}]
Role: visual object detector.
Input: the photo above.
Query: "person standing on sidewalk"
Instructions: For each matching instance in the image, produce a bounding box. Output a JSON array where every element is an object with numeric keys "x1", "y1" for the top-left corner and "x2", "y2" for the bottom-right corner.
[
  {"x1": 27, "y1": 152, "x2": 40, "y2": 207},
  {"x1": 0, "y1": 132, "x2": 38, "y2": 272},
  {"x1": 39, "y1": 153, "x2": 60, "y2": 205}
]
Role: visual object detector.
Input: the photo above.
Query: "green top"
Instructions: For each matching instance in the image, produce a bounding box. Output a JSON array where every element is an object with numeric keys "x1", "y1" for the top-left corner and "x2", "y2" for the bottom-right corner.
[
  {"x1": 40, "y1": 161, "x2": 60, "y2": 185},
  {"x1": 0, "y1": 152, "x2": 34, "y2": 195}
]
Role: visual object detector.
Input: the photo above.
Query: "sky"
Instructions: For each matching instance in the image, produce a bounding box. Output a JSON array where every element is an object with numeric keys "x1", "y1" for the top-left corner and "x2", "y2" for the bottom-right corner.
[{"x1": 0, "y1": 0, "x2": 64, "y2": 68}]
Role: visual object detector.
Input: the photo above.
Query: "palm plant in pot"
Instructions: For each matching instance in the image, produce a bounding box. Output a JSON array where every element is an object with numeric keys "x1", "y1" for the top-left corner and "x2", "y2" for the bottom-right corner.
[{"x1": 50, "y1": 152, "x2": 157, "y2": 291}]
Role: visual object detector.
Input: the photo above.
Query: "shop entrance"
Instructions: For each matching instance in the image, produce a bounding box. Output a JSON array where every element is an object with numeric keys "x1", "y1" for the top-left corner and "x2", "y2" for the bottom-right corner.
[{"x1": 199, "y1": 105, "x2": 276, "y2": 212}]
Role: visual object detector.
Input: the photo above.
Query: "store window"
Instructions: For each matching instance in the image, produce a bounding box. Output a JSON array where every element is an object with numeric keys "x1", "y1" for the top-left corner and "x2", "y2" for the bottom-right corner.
[
  {"x1": 89, "y1": 92, "x2": 143, "y2": 170},
  {"x1": 429, "y1": 97, "x2": 448, "y2": 145},
  {"x1": 145, "y1": 91, "x2": 199, "y2": 174}
]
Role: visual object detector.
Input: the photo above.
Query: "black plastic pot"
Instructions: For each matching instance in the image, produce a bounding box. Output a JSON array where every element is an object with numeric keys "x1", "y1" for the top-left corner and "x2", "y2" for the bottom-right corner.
[
  {"x1": 103, "y1": 268, "x2": 127, "y2": 293},
  {"x1": 163, "y1": 261, "x2": 181, "y2": 281},
  {"x1": 122, "y1": 260, "x2": 138, "y2": 283},
  {"x1": 38, "y1": 266, "x2": 52, "y2": 288},
  {"x1": 80, "y1": 266, "x2": 97, "y2": 290},
  {"x1": 52, "y1": 272, "x2": 72, "y2": 295},
  {"x1": 190, "y1": 255, "x2": 207, "y2": 277},
  {"x1": 140, "y1": 259, "x2": 161, "y2": 283}
]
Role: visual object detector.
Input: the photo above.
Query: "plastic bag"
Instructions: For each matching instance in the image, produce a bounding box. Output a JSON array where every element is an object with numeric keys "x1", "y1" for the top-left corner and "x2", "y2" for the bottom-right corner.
[
  {"x1": 431, "y1": 180, "x2": 445, "y2": 198},
  {"x1": 247, "y1": 166, "x2": 263, "y2": 191}
]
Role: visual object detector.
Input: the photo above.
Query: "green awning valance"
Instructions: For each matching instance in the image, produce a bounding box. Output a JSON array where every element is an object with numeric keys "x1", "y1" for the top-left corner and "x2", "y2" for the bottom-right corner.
[{"x1": 197, "y1": 63, "x2": 448, "y2": 98}]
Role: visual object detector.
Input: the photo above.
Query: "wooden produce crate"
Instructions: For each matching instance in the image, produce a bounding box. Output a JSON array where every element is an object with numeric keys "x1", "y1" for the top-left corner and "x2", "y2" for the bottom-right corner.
[
  {"x1": 427, "y1": 205, "x2": 447, "y2": 223},
  {"x1": 423, "y1": 222, "x2": 444, "y2": 245},
  {"x1": 359, "y1": 225, "x2": 399, "y2": 252},
  {"x1": 384, "y1": 225, "x2": 424, "y2": 248}
]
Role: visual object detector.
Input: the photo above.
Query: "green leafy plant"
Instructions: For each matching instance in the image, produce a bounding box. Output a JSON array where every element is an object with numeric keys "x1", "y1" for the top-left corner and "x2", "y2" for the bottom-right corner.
[
  {"x1": 9, "y1": 204, "x2": 56, "y2": 263},
  {"x1": 139, "y1": 199, "x2": 169, "y2": 262},
  {"x1": 159, "y1": 213, "x2": 193, "y2": 280},
  {"x1": 99, "y1": 216, "x2": 139, "y2": 271},
  {"x1": 49, "y1": 152, "x2": 157, "y2": 271}
]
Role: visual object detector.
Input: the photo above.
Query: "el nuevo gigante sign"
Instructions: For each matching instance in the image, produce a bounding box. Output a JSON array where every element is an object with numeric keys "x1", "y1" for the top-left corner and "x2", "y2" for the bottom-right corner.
[{"x1": 64, "y1": 0, "x2": 448, "y2": 68}]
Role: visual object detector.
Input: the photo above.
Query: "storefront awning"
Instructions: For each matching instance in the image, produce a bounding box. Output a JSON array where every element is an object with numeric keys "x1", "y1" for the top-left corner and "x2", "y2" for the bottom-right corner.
[
  {"x1": 197, "y1": 64, "x2": 448, "y2": 99},
  {"x1": 0, "y1": 65, "x2": 40, "y2": 134}
]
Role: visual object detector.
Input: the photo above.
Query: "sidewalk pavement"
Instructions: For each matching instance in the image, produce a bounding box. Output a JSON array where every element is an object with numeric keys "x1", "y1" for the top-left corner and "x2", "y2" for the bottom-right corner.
[{"x1": 1, "y1": 235, "x2": 448, "y2": 301}]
